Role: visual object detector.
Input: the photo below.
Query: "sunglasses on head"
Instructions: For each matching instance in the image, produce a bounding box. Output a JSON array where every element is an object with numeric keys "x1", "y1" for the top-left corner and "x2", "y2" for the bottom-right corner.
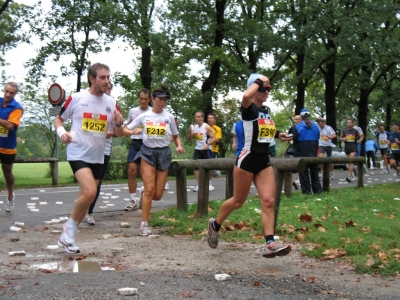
[{"x1": 258, "y1": 85, "x2": 271, "y2": 93}]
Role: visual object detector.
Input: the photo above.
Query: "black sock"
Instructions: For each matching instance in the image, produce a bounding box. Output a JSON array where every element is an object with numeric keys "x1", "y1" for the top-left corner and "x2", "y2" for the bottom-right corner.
[
  {"x1": 265, "y1": 235, "x2": 274, "y2": 244},
  {"x1": 212, "y1": 220, "x2": 221, "y2": 231}
]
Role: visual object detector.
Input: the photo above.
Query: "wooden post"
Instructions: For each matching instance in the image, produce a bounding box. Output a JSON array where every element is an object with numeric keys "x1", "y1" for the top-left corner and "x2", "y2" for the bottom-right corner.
[
  {"x1": 273, "y1": 167, "x2": 285, "y2": 231},
  {"x1": 225, "y1": 168, "x2": 233, "y2": 199},
  {"x1": 283, "y1": 171, "x2": 292, "y2": 197},
  {"x1": 357, "y1": 160, "x2": 364, "y2": 188},
  {"x1": 197, "y1": 167, "x2": 209, "y2": 215},
  {"x1": 176, "y1": 168, "x2": 188, "y2": 211},
  {"x1": 322, "y1": 163, "x2": 330, "y2": 192},
  {"x1": 50, "y1": 160, "x2": 59, "y2": 186}
]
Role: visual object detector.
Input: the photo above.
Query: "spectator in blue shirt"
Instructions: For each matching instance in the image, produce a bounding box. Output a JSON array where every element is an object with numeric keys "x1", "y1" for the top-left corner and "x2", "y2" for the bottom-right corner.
[{"x1": 365, "y1": 138, "x2": 379, "y2": 170}]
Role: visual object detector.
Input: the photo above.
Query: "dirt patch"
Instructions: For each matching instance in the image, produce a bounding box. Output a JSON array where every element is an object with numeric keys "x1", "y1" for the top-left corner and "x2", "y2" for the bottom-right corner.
[{"x1": 0, "y1": 211, "x2": 399, "y2": 299}]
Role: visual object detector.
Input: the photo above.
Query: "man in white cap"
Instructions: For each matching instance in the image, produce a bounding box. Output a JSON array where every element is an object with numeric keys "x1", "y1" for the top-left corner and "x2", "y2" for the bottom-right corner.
[{"x1": 290, "y1": 108, "x2": 322, "y2": 194}]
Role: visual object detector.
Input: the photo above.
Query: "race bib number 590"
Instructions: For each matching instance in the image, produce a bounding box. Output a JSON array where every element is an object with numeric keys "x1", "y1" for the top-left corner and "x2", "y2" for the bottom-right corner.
[{"x1": 257, "y1": 119, "x2": 276, "y2": 143}]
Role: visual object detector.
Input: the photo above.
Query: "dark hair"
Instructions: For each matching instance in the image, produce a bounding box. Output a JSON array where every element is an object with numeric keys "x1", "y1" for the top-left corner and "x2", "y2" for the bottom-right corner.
[
  {"x1": 208, "y1": 113, "x2": 216, "y2": 120},
  {"x1": 152, "y1": 84, "x2": 170, "y2": 99},
  {"x1": 87, "y1": 63, "x2": 110, "y2": 87},
  {"x1": 137, "y1": 88, "x2": 151, "y2": 98}
]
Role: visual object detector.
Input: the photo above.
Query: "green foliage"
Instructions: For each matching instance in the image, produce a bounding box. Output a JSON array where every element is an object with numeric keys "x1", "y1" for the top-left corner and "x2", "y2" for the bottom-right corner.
[{"x1": 151, "y1": 184, "x2": 400, "y2": 276}]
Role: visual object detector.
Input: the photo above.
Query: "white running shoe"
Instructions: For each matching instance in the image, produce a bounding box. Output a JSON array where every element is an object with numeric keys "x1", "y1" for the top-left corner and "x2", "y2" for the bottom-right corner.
[
  {"x1": 164, "y1": 182, "x2": 170, "y2": 190},
  {"x1": 84, "y1": 213, "x2": 95, "y2": 225},
  {"x1": 58, "y1": 223, "x2": 79, "y2": 253},
  {"x1": 139, "y1": 222, "x2": 152, "y2": 236},
  {"x1": 125, "y1": 200, "x2": 139, "y2": 211},
  {"x1": 209, "y1": 185, "x2": 215, "y2": 191},
  {"x1": 4, "y1": 192, "x2": 15, "y2": 212},
  {"x1": 193, "y1": 186, "x2": 198, "y2": 192}
]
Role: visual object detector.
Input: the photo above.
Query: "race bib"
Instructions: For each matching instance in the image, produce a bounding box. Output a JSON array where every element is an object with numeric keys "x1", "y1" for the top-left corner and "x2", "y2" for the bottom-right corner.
[
  {"x1": 379, "y1": 140, "x2": 387, "y2": 146},
  {"x1": 195, "y1": 133, "x2": 204, "y2": 141},
  {"x1": 146, "y1": 122, "x2": 167, "y2": 139},
  {"x1": 391, "y1": 143, "x2": 399, "y2": 150},
  {"x1": 346, "y1": 134, "x2": 355, "y2": 142},
  {"x1": 257, "y1": 119, "x2": 276, "y2": 143},
  {"x1": 82, "y1": 112, "x2": 107, "y2": 137},
  {"x1": 321, "y1": 135, "x2": 329, "y2": 142},
  {"x1": 0, "y1": 125, "x2": 9, "y2": 138}
]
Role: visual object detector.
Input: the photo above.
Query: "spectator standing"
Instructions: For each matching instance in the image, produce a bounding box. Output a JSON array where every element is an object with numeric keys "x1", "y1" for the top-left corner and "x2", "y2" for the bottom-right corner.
[
  {"x1": 231, "y1": 120, "x2": 243, "y2": 157},
  {"x1": 365, "y1": 138, "x2": 378, "y2": 170},
  {"x1": 0, "y1": 82, "x2": 23, "y2": 212},
  {"x1": 291, "y1": 108, "x2": 322, "y2": 195},
  {"x1": 55, "y1": 63, "x2": 123, "y2": 253}
]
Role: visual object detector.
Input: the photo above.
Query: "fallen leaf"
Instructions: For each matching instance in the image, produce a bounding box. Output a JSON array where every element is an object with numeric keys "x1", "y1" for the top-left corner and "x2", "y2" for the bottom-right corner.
[
  {"x1": 377, "y1": 252, "x2": 388, "y2": 260},
  {"x1": 318, "y1": 227, "x2": 326, "y2": 233},
  {"x1": 296, "y1": 233, "x2": 306, "y2": 241},
  {"x1": 345, "y1": 219, "x2": 354, "y2": 227},
  {"x1": 253, "y1": 281, "x2": 260, "y2": 286},
  {"x1": 299, "y1": 213, "x2": 312, "y2": 222},
  {"x1": 313, "y1": 223, "x2": 324, "y2": 228},
  {"x1": 365, "y1": 259, "x2": 375, "y2": 267},
  {"x1": 369, "y1": 244, "x2": 381, "y2": 250}
]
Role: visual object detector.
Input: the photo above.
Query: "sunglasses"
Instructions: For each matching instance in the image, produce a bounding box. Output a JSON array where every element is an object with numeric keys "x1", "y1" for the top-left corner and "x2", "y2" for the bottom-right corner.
[{"x1": 258, "y1": 85, "x2": 271, "y2": 93}]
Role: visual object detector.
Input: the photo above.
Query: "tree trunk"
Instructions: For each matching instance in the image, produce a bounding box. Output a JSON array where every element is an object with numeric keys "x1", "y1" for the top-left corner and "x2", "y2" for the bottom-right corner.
[
  {"x1": 140, "y1": 45, "x2": 152, "y2": 90},
  {"x1": 201, "y1": 0, "x2": 226, "y2": 116},
  {"x1": 295, "y1": 50, "x2": 305, "y2": 115},
  {"x1": 324, "y1": 60, "x2": 337, "y2": 143}
]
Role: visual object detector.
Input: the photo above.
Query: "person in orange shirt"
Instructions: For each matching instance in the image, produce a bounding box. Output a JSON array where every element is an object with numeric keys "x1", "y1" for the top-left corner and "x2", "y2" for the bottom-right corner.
[{"x1": 0, "y1": 82, "x2": 23, "y2": 212}]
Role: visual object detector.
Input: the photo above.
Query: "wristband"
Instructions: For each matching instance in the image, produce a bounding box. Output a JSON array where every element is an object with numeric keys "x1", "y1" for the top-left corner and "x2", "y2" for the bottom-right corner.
[
  {"x1": 254, "y1": 78, "x2": 263, "y2": 89},
  {"x1": 56, "y1": 126, "x2": 67, "y2": 139}
]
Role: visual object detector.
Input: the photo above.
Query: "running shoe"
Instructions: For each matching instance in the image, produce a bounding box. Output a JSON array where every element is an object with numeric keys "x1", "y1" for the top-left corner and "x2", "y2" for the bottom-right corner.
[
  {"x1": 139, "y1": 223, "x2": 152, "y2": 236},
  {"x1": 58, "y1": 223, "x2": 80, "y2": 253},
  {"x1": 84, "y1": 213, "x2": 95, "y2": 225},
  {"x1": 370, "y1": 166, "x2": 376, "y2": 170},
  {"x1": 381, "y1": 170, "x2": 388, "y2": 174},
  {"x1": 346, "y1": 176, "x2": 355, "y2": 182},
  {"x1": 262, "y1": 241, "x2": 291, "y2": 258},
  {"x1": 125, "y1": 200, "x2": 139, "y2": 211},
  {"x1": 164, "y1": 182, "x2": 170, "y2": 190},
  {"x1": 193, "y1": 186, "x2": 198, "y2": 192},
  {"x1": 330, "y1": 172, "x2": 335, "y2": 180},
  {"x1": 209, "y1": 185, "x2": 215, "y2": 191},
  {"x1": 207, "y1": 218, "x2": 220, "y2": 249},
  {"x1": 138, "y1": 186, "x2": 144, "y2": 209},
  {"x1": 4, "y1": 192, "x2": 15, "y2": 212}
]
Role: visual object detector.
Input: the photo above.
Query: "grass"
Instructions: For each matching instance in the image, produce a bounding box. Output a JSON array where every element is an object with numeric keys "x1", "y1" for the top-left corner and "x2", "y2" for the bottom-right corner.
[{"x1": 151, "y1": 184, "x2": 400, "y2": 276}]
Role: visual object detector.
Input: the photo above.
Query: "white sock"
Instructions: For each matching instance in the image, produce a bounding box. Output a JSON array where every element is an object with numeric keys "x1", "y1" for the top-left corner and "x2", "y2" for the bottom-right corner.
[{"x1": 130, "y1": 193, "x2": 136, "y2": 201}]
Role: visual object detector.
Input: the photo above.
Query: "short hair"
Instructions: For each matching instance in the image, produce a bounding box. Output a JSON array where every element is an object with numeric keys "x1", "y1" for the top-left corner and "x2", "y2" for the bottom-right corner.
[
  {"x1": 137, "y1": 88, "x2": 151, "y2": 98},
  {"x1": 379, "y1": 124, "x2": 385, "y2": 128},
  {"x1": 6, "y1": 82, "x2": 18, "y2": 92},
  {"x1": 208, "y1": 113, "x2": 216, "y2": 120},
  {"x1": 347, "y1": 118, "x2": 354, "y2": 123},
  {"x1": 195, "y1": 111, "x2": 204, "y2": 117},
  {"x1": 317, "y1": 118, "x2": 326, "y2": 123},
  {"x1": 152, "y1": 84, "x2": 170, "y2": 99},
  {"x1": 87, "y1": 63, "x2": 110, "y2": 87}
]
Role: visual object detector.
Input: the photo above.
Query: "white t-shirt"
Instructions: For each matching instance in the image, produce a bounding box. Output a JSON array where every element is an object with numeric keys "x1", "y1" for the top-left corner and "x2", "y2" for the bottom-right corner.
[
  {"x1": 354, "y1": 125, "x2": 364, "y2": 136},
  {"x1": 319, "y1": 125, "x2": 335, "y2": 146},
  {"x1": 126, "y1": 110, "x2": 178, "y2": 148},
  {"x1": 377, "y1": 131, "x2": 389, "y2": 149},
  {"x1": 194, "y1": 123, "x2": 208, "y2": 150},
  {"x1": 59, "y1": 90, "x2": 117, "y2": 164},
  {"x1": 126, "y1": 106, "x2": 152, "y2": 139}
]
